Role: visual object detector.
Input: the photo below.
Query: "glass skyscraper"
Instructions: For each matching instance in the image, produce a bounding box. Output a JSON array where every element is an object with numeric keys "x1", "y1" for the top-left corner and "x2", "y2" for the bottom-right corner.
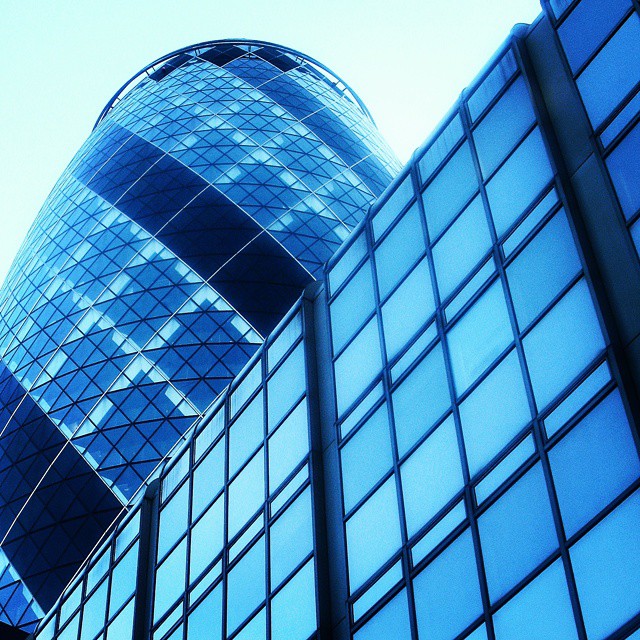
[{"x1": 4, "y1": 0, "x2": 640, "y2": 638}]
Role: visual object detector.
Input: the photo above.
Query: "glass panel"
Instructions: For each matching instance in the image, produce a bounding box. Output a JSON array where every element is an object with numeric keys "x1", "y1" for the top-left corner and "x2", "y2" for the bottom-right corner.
[
  {"x1": 414, "y1": 530, "x2": 483, "y2": 640},
  {"x1": 109, "y1": 543, "x2": 138, "y2": 617},
  {"x1": 353, "y1": 561, "x2": 403, "y2": 621},
  {"x1": 157, "y1": 481, "x2": 190, "y2": 561},
  {"x1": 341, "y1": 404, "x2": 393, "y2": 513},
  {"x1": 601, "y1": 90, "x2": 640, "y2": 147},
  {"x1": 192, "y1": 435, "x2": 225, "y2": 519},
  {"x1": 195, "y1": 406, "x2": 224, "y2": 460},
  {"x1": 330, "y1": 261, "x2": 375, "y2": 353},
  {"x1": 226, "y1": 537, "x2": 266, "y2": 636},
  {"x1": 422, "y1": 142, "x2": 478, "y2": 239},
  {"x1": 189, "y1": 494, "x2": 224, "y2": 582},
  {"x1": 550, "y1": 390, "x2": 640, "y2": 537},
  {"x1": 444, "y1": 259, "x2": 495, "y2": 321},
  {"x1": 577, "y1": 14, "x2": 640, "y2": 129},
  {"x1": 432, "y1": 196, "x2": 492, "y2": 301},
  {"x1": 571, "y1": 490, "x2": 640, "y2": 640},
  {"x1": 340, "y1": 382, "x2": 384, "y2": 439},
  {"x1": 400, "y1": 416, "x2": 464, "y2": 538},
  {"x1": 115, "y1": 511, "x2": 140, "y2": 559},
  {"x1": 375, "y1": 203, "x2": 425, "y2": 300},
  {"x1": 329, "y1": 231, "x2": 367, "y2": 294},
  {"x1": 468, "y1": 49, "x2": 518, "y2": 121},
  {"x1": 479, "y1": 464, "x2": 557, "y2": 601},
  {"x1": 271, "y1": 560, "x2": 316, "y2": 640},
  {"x1": 270, "y1": 465, "x2": 308, "y2": 517},
  {"x1": 154, "y1": 538, "x2": 187, "y2": 622},
  {"x1": 493, "y1": 559, "x2": 579, "y2": 640},
  {"x1": 459, "y1": 350, "x2": 531, "y2": 476},
  {"x1": 186, "y1": 584, "x2": 222, "y2": 640},
  {"x1": 486, "y1": 128, "x2": 554, "y2": 237},
  {"x1": 106, "y1": 598, "x2": 134, "y2": 640},
  {"x1": 268, "y1": 312, "x2": 301, "y2": 371},
  {"x1": 270, "y1": 487, "x2": 313, "y2": 589},
  {"x1": 606, "y1": 119, "x2": 640, "y2": 220},
  {"x1": 353, "y1": 590, "x2": 412, "y2": 640},
  {"x1": 228, "y1": 390, "x2": 263, "y2": 478},
  {"x1": 267, "y1": 342, "x2": 305, "y2": 429},
  {"x1": 234, "y1": 609, "x2": 265, "y2": 640},
  {"x1": 80, "y1": 580, "x2": 108, "y2": 640},
  {"x1": 372, "y1": 175, "x2": 415, "y2": 240},
  {"x1": 558, "y1": 0, "x2": 632, "y2": 72},
  {"x1": 334, "y1": 317, "x2": 383, "y2": 416},
  {"x1": 229, "y1": 514, "x2": 263, "y2": 564},
  {"x1": 228, "y1": 448, "x2": 264, "y2": 540},
  {"x1": 392, "y1": 343, "x2": 451, "y2": 457},
  {"x1": 381, "y1": 258, "x2": 435, "y2": 360},
  {"x1": 523, "y1": 279, "x2": 605, "y2": 410},
  {"x1": 268, "y1": 398, "x2": 309, "y2": 494},
  {"x1": 474, "y1": 76, "x2": 536, "y2": 177},
  {"x1": 230, "y1": 359, "x2": 262, "y2": 419},
  {"x1": 412, "y1": 500, "x2": 466, "y2": 566},
  {"x1": 447, "y1": 280, "x2": 513, "y2": 395},
  {"x1": 507, "y1": 210, "x2": 581, "y2": 329},
  {"x1": 418, "y1": 114, "x2": 465, "y2": 185},
  {"x1": 346, "y1": 477, "x2": 402, "y2": 592},
  {"x1": 390, "y1": 321, "x2": 438, "y2": 383}
]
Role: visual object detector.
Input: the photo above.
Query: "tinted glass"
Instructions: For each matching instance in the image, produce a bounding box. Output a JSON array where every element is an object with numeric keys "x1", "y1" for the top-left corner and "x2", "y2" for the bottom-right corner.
[
  {"x1": 606, "y1": 119, "x2": 640, "y2": 220},
  {"x1": 354, "y1": 590, "x2": 412, "y2": 640},
  {"x1": 228, "y1": 449, "x2": 264, "y2": 539},
  {"x1": 271, "y1": 560, "x2": 316, "y2": 640}
]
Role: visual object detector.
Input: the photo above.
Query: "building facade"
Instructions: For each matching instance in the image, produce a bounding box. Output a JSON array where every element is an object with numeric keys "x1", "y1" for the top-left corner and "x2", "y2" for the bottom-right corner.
[
  {"x1": 0, "y1": 41, "x2": 399, "y2": 632},
  {"x1": 3, "y1": 0, "x2": 640, "y2": 637}
]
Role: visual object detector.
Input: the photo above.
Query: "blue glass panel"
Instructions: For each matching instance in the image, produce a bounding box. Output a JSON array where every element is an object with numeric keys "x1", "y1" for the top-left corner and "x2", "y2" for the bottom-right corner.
[
  {"x1": 229, "y1": 390, "x2": 264, "y2": 478},
  {"x1": 571, "y1": 490, "x2": 640, "y2": 640},
  {"x1": 493, "y1": 559, "x2": 579, "y2": 640},
  {"x1": 392, "y1": 344, "x2": 450, "y2": 457},
  {"x1": 606, "y1": 119, "x2": 640, "y2": 220},
  {"x1": 346, "y1": 477, "x2": 402, "y2": 592},
  {"x1": 401, "y1": 416, "x2": 463, "y2": 538},
  {"x1": 192, "y1": 436, "x2": 224, "y2": 519},
  {"x1": 468, "y1": 50, "x2": 518, "y2": 121},
  {"x1": 381, "y1": 259, "x2": 435, "y2": 360},
  {"x1": 486, "y1": 128, "x2": 554, "y2": 237},
  {"x1": 271, "y1": 560, "x2": 316, "y2": 640},
  {"x1": 507, "y1": 210, "x2": 582, "y2": 329},
  {"x1": 353, "y1": 561, "x2": 403, "y2": 621},
  {"x1": 422, "y1": 142, "x2": 478, "y2": 239},
  {"x1": 372, "y1": 175, "x2": 415, "y2": 240},
  {"x1": 550, "y1": 390, "x2": 640, "y2": 537},
  {"x1": 414, "y1": 530, "x2": 483, "y2": 640},
  {"x1": 459, "y1": 350, "x2": 531, "y2": 476},
  {"x1": 432, "y1": 196, "x2": 492, "y2": 301},
  {"x1": 479, "y1": 464, "x2": 558, "y2": 601},
  {"x1": 189, "y1": 495, "x2": 224, "y2": 582},
  {"x1": 447, "y1": 281, "x2": 513, "y2": 395},
  {"x1": 157, "y1": 482, "x2": 190, "y2": 561},
  {"x1": 375, "y1": 203, "x2": 425, "y2": 300},
  {"x1": 418, "y1": 115, "x2": 465, "y2": 185},
  {"x1": 108, "y1": 543, "x2": 138, "y2": 617},
  {"x1": 226, "y1": 537, "x2": 265, "y2": 635},
  {"x1": 329, "y1": 232, "x2": 367, "y2": 294},
  {"x1": 106, "y1": 598, "x2": 134, "y2": 640},
  {"x1": 228, "y1": 449, "x2": 264, "y2": 539},
  {"x1": 330, "y1": 261, "x2": 375, "y2": 353},
  {"x1": 523, "y1": 279, "x2": 605, "y2": 410},
  {"x1": 341, "y1": 405, "x2": 393, "y2": 513},
  {"x1": 558, "y1": 0, "x2": 632, "y2": 71},
  {"x1": 577, "y1": 14, "x2": 640, "y2": 129},
  {"x1": 154, "y1": 538, "x2": 187, "y2": 622},
  {"x1": 354, "y1": 590, "x2": 412, "y2": 640},
  {"x1": 187, "y1": 583, "x2": 222, "y2": 640},
  {"x1": 267, "y1": 342, "x2": 305, "y2": 429},
  {"x1": 80, "y1": 580, "x2": 108, "y2": 640},
  {"x1": 473, "y1": 76, "x2": 536, "y2": 177}
]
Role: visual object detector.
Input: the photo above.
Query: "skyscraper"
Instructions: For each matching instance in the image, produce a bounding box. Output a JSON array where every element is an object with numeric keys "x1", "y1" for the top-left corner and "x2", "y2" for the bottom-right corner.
[{"x1": 0, "y1": 41, "x2": 399, "y2": 632}]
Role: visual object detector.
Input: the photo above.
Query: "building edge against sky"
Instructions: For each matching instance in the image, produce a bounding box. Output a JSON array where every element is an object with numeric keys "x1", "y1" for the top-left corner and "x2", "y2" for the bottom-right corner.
[{"x1": 5, "y1": 0, "x2": 640, "y2": 637}]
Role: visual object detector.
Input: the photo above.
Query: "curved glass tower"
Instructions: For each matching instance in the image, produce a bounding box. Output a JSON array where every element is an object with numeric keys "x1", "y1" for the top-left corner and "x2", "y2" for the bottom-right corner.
[{"x1": 0, "y1": 40, "x2": 399, "y2": 630}]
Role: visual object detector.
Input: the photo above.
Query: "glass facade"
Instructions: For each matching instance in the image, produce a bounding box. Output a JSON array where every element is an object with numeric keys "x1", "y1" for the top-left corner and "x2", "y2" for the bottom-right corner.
[
  {"x1": 6, "y1": 1, "x2": 640, "y2": 638},
  {"x1": 0, "y1": 41, "x2": 398, "y2": 632}
]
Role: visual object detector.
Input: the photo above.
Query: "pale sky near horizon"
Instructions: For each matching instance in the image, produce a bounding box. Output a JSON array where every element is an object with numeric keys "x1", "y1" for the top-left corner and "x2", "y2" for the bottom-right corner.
[{"x1": 0, "y1": 0, "x2": 541, "y2": 286}]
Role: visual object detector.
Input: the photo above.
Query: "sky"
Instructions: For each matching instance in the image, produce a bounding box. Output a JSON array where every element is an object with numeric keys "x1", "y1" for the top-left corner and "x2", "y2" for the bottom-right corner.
[{"x1": 0, "y1": 0, "x2": 541, "y2": 286}]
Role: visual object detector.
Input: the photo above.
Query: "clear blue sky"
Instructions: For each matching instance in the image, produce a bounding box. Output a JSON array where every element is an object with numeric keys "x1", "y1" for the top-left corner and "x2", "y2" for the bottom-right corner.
[{"x1": 0, "y1": 0, "x2": 541, "y2": 285}]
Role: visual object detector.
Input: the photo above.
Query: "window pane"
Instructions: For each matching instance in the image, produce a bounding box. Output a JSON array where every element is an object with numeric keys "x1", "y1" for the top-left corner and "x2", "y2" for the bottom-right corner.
[
  {"x1": 447, "y1": 281, "x2": 513, "y2": 395},
  {"x1": 507, "y1": 210, "x2": 581, "y2": 330},
  {"x1": 474, "y1": 76, "x2": 536, "y2": 177},
  {"x1": 109, "y1": 543, "x2": 138, "y2": 617},
  {"x1": 154, "y1": 538, "x2": 187, "y2": 621},
  {"x1": 229, "y1": 390, "x2": 263, "y2": 478},
  {"x1": 392, "y1": 343, "x2": 451, "y2": 457},
  {"x1": 550, "y1": 390, "x2": 640, "y2": 537},
  {"x1": 493, "y1": 560, "x2": 579, "y2": 640},
  {"x1": 271, "y1": 560, "x2": 316, "y2": 640},
  {"x1": 270, "y1": 487, "x2": 313, "y2": 589},
  {"x1": 267, "y1": 342, "x2": 305, "y2": 429},
  {"x1": 577, "y1": 14, "x2": 640, "y2": 129},
  {"x1": 81, "y1": 580, "x2": 108, "y2": 640},
  {"x1": 606, "y1": 119, "x2": 640, "y2": 220},
  {"x1": 106, "y1": 598, "x2": 134, "y2": 640},
  {"x1": 558, "y1": 0, "x2": 632, "y2": 71},
  {"x1": 422, "y1": 142, "x2": 478, "y2": 239},
  {"x1": 192, "y1": 436, "x2": 224, "y2": 519},
  {"x1": 329, "y1": 231, "x2": 367, "y2": 294},
  {"x1": 459, "y1": 350, "x2": 531, "y2": 476},
  {"x1": 268, "y1": 399, "x2": 309, "y2": 493},
  {"x1": 354, "y1": 590, "x2": 412, "y2": 640},
  {"x1": 331, "y1": 261, "x2": 375, "y2": 353},
  {"x1": 226, "y1": 537, "x2": 265, "y2": 635},
  {"x1": 341, "y1": 404, "x2": 393, "y2": 513},
  {"x1": 468, "y1": 49, "x2": 518, "y2": 121},
  {"x1": 414, "y1": 530, "x2": 483, "y2": 640},
  {"x1": 372, "y1": 175, "x2": 414, "y2": 240},
  {"x1": 523, "y1": 279, "x2": 605, "y2": 410},
  {"x1": 189, "y1": 495, "x2": 224, "y2": 582},
  {"x1": 401, "y1": 416, "x2": 463, "y2": 538},
  {"x1": 346, "y1": 477, "x2": 402, "y2": 592},
  {"x1": 432, "y1": 196, "x2": 492, "y2": 301},
  {"x1": 418, "y1": 114, "x2": 465, "y2": 185},
  {"x1": 375, "y1": 203, "x2": 426, "y2": 300},
  {"x1": 486, "y1": 128, "x2": 554, "y2": 237},
  {"x1": 187, "y1": 584, "x2": 222, "y2": 640},
  {"x1": 571, "y1": 490, "x2": 640, "y2": 640},
  {"x1": 381, "y1": 258, "x2": 435, "y2": 359},
  {"x1": 228, "y1": 449, "x2": 264, "y2": 540},
  {"x1": 479, "y1": 464, "x2": 558, "y2": 601},
  {"x1": 335, "y1": 318, "x2": 383, "y2": 416},
  {"x1": 158, "y1": 481, "x2": 189, "y2": 560}
]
